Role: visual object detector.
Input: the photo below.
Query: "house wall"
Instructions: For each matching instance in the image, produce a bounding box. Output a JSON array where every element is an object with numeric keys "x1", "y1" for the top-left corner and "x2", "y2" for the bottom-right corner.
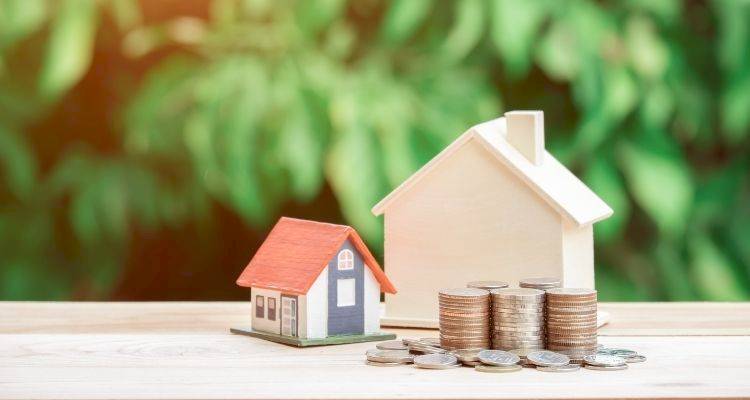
[
  {"x1": 327, "y1": 240, "x2": 365, "y2": 335},
  {"x1": 305, "y1": 267, "x2": 328, "y2": 339},
  {"x1": 250, "y1": 287, "x2": 282, "y2": 335},
  {"x1": 383, "y1": 137, "x2": 564, "y2": 324},
  {"x1": 562, "y1": 220, "x2": 595, "y2": 288},
  {"x1": 363, "y1": 264, "x2": 380, "y2": 334}
]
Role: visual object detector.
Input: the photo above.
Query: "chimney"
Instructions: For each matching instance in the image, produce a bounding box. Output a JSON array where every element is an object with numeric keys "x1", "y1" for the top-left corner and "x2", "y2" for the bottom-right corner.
[{"x1": 505, "y1": 110, "x2": 545, "y2": 166}]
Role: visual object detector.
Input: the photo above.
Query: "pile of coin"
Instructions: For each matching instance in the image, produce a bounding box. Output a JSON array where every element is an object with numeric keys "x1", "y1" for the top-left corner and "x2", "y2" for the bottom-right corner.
[
  {"x1": 438, "y1": 288, "x2": 491, "y2": 350},
  {"x1": 519, "y1": 277, "x2": 561, "y2": 291},
  {"x1": 365, "y1": 339, "x2": 645, "y2": 372},
  {"x1": 545, "y1": 288, "x2": 598, "y2": 360},
  {"x1": 490, "y1": 288, "x2": 546, "y2": 350}
]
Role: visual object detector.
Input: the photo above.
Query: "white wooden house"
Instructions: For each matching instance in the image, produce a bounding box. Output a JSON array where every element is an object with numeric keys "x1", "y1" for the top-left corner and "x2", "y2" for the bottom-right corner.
[{"x1": 372, "y1": 111, "x2": 613, "y2": 327}]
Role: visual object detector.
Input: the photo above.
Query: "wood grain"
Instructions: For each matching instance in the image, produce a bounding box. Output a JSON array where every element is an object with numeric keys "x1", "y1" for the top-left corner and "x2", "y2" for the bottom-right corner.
[{"x1": 2, "y1": 302, "x2": 749, "y2": 399}]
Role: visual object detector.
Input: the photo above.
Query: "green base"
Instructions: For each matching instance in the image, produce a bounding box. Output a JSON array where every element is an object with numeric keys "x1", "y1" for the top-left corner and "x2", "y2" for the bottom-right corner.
[{"x1": 230, "y1": 327, "x2": 396, "y2": 347}]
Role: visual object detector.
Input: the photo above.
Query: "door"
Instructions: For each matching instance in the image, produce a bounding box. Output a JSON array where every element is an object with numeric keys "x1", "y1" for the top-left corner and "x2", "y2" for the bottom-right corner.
[{"x1": 281, "y1": 295, "x2": 298, "y2": 337}]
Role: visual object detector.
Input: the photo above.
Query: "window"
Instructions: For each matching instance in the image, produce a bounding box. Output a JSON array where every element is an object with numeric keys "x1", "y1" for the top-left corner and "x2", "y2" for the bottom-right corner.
[
  {"x1": 337, "y1": 278, "x2": 356, "y2": 307},
  {"x1": 255, "y1": 295, "x2": 265, "y2": 318},
  {"x1": 337, "y1": 249, "x2": 354, "y2": 270},
  {"x1": 267, "y1": 298, "x2": 276, "y2": 321}
]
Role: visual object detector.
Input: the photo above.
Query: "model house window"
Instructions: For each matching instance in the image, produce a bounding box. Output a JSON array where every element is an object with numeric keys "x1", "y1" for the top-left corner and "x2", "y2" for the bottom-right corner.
[
  {"x1": 255, "y1": 295, "x2": 264, "y2": 318},
  {"x1": 337, "y1": 249, "x2": 354, "y2": 270},
  {"x1": 337, "y1": 278, "x2": 355, "y2": 307},
  {"x1": 267, "y1": 298, "x2": 276, "y2": 321}
]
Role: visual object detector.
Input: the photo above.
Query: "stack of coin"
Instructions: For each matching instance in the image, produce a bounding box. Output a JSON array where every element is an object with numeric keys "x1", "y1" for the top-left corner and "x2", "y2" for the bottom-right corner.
[
  {"x1": 490, "y1": 288, "x2": 545, "y2": 350},
  {"x1": 545, "y1": 288, "x2": 598, "y2": 361},
  {"x1": 438, "y1": 288, "x2": 491, "y2": 350},
  {"x1": 519, "y1": 277, "x2": 561, "y2": 291}
]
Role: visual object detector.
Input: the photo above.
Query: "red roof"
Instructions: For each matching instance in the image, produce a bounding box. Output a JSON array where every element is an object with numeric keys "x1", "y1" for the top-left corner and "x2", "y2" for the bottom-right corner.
[{"x1": 236, "y1": 217, "x2": 396, "y2": 295}]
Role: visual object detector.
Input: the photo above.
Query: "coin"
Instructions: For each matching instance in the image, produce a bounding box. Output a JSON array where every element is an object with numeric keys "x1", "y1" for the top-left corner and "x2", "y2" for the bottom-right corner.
[
  {"x1": 527, "y1": 350, "x2": 570, "y2": 367},
  {"x1": 491, "y1": 288, "x2": 546, "y2": 299},
  {"x1": 477, "y1": 350, "x2": 520, "y2": 366},
  {"x1": 414, "y1": 353, "x2": 461, "y2": 369},
  {"x1": 546, "y1": 288, "x2": 597, "y2": 296},
  {"x1": 365, "y1": 360, "x2": 401, "y2": 367},
  {"x1": 475, "y1": 364, "x2": 522, "y2": 373},
  {"x1": 624, "y1": 354, "x2": 646, "y2": 363},
  {"x1": 376, "y1": 340, "x2": 408, "y2": 351},
  {"x1": 467, "y1": 280, "x2": 509, "y2": 290},
  {"x1": 366, "y1": 349, "x2": 414, "y2": 364},
  {"x1": 598, "y1": 348, "x2": 638, "y2": 357},
  {"x1": 439, "y1": 288, "x2": 491, "y2": 298},
  {"x1": 451, "y1": 349, "x2": 481, "y2": 362},
  {"x1": 537, "y1": 364, "x2": 580, "y2": 372},
  {"x1": 519, "y1": 277, "x2": 561, "y2": 289},
  {"x1": 583, "y1": 354, "x2": 626, "y2": 367},
  {"x1": 584, "y1": 364, "x2": 628, "y2": 371}
]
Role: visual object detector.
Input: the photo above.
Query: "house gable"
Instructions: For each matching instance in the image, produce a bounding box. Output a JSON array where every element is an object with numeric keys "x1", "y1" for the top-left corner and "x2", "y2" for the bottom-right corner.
[
  {"x1": 326, "y1": 240, "x2": 365, "y2": 335},
  {"x1": 372, "y1": 117, "x2": 613, "y2": 227}
]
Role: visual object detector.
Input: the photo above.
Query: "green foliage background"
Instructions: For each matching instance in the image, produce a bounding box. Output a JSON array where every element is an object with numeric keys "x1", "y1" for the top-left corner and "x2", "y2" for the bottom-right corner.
[{"x1": 1, "y1": 0, "x2": 749, "y2": 301}]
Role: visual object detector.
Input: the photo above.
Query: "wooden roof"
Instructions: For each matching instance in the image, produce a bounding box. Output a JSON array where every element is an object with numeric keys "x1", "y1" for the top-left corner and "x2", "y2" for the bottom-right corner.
[
  {"x1": 236, "y1": 217, "x2": 396, "y2": 295},
  {"x1": 372, "y1": 117, "x2": 613, "y2": 226}
]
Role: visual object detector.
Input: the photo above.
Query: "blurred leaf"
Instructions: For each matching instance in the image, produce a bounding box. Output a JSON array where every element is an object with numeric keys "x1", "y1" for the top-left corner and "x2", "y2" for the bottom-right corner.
[
  {"x1": 278, "y1": 99, "x2": 325, "y2": 202},
  {"x1": 0, "y1": 124, "x2": 36, "y2": 200},
  {"x1": 720, "y1": 67, "x2": 750, "y2": 142},
  {"x1": 617, "y1": 136, "x2": 693, "y2": 237},
  {"x1": 536, "y1": 19, "x2": 580, "y2": 81},
  {"x1": 439, "y1": 0, "x2": 485, "y2": 64},
  {"x1": 39, "y1": 0, "x2": 98, "y2": 100},
  {"x1": 689, "y1": 234, "x2": 748, "y2": 300},
  {"x1": 0, "y1": 0, "x2": 46, "y2": 49},
  {"x1": 490, "y1": 0, "x2": 547, "y2": 78},
  {"x1": 326, "y1": 122, "x2": 387, "y2": 244},
  {"x1": 626, "y1": 16, "x2": 669, "y2": 79},
  {"x1": 380, "y1": 0, "x2": 432, "y2": 45},
  {"x1": 625, "y1": 0, "x2": 681, "y2": 23},
  {"x1": 109, "y1": 0, "x2": 140, "y2": 31},
  {"x1": 653, "y1": 242, "x2": 696, "y2": 300},
  {"x1": 584, "y1": 153, "x2": 630, "y2": 243},
  {"x1": 296, "y1": 0, "x2": 347, "y2": 34},
  {"x1": 640, "y1": 84, "x2": 674, "y2": 130}
]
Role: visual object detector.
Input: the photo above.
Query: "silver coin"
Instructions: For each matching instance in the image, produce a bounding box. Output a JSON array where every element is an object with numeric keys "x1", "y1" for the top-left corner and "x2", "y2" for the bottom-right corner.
[
  {"x1": 475, "y1": 364, "x2": 522, "y2": 373},
  {"x1": 600, "y1": 348, "x2": 638, "y2": 357},
  {"x1": 376, "y1": 340, "x2": 408, "y2": 351},
  {"x1": 527, "y1": 350, "x2": 570, "y2": 367},
  {"x1": 414, "y1": 353, "x2": 461, "y2": 369},
  {"x1": 450, "y1": 349, "x2": 482, "y2": 362},
  {"x1": 477, "y1": 350, "x2": 520, "y2": 366},
  {"x1": 467, "y1": 280, "x2": 509, "y2": 290},
  {"x1": 625, "y1": 354, "x2": 647, "y2": 363},
  {"x1": 584, "y1": 364, "x2": 628, "y2": 371},
  {"x1": 365, "y1": 360, "x2": 401, "y2": 367},
  {"x1": 583, "y1": 354, "x2": 626, "y2": 367},
  {"x1": 408, "y1": 344, "x2": 447, "y2": 354},
  {"x1": 537, "y1": 364, "x2": 580, "y2": 372},
  {"x1": 366, "y1": 349, "x2": 414, "y2": 363}
]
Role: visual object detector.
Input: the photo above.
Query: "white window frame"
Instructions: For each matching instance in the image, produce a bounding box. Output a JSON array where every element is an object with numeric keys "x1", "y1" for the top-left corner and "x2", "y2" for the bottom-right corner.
[
  {"x1": 337, "y1": 249, "x2": 354, "y2": 270},
  {"x1": 336, "y1": 278, "x2": 356, "y2": 307}
]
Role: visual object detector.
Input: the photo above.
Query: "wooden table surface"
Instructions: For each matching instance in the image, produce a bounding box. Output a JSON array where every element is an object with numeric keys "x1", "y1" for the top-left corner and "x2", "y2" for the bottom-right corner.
[{"x1": 2, "y1": 302, "x2": 749, "y2": 399}]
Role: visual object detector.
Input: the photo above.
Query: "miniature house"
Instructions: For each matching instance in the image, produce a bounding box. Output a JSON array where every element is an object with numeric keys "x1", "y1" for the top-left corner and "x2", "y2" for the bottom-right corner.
[
  {"x1": 233, "y1": 217, "x2": 397, "y2": 346},
  {"x1": 372, "y1": 111, "x2": 613, "y2": 327}
]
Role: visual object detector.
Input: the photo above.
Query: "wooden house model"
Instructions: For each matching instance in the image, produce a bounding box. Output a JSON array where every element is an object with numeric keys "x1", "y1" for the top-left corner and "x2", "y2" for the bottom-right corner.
[
  {"x1": 231, "y1": 217, "x2": 397, "y2": 346},
  {"x1": 372, "y1": 111, "x2": 614, "y2": 328}
]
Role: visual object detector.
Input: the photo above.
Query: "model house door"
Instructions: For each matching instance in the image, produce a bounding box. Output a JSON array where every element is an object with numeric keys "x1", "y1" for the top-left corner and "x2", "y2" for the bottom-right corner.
[{"x1": 281, "y1": 296, "x2": 297, "y2": 337}]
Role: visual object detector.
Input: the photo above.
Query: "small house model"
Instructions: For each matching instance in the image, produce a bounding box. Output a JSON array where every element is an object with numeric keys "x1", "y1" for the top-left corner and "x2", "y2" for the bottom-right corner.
[
  {"x1": 231, "y1": 217, "x2": 397, "y2": 346},
  {"x1": 372, "y1": 111, "x2": 614, "y2": 327}
]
